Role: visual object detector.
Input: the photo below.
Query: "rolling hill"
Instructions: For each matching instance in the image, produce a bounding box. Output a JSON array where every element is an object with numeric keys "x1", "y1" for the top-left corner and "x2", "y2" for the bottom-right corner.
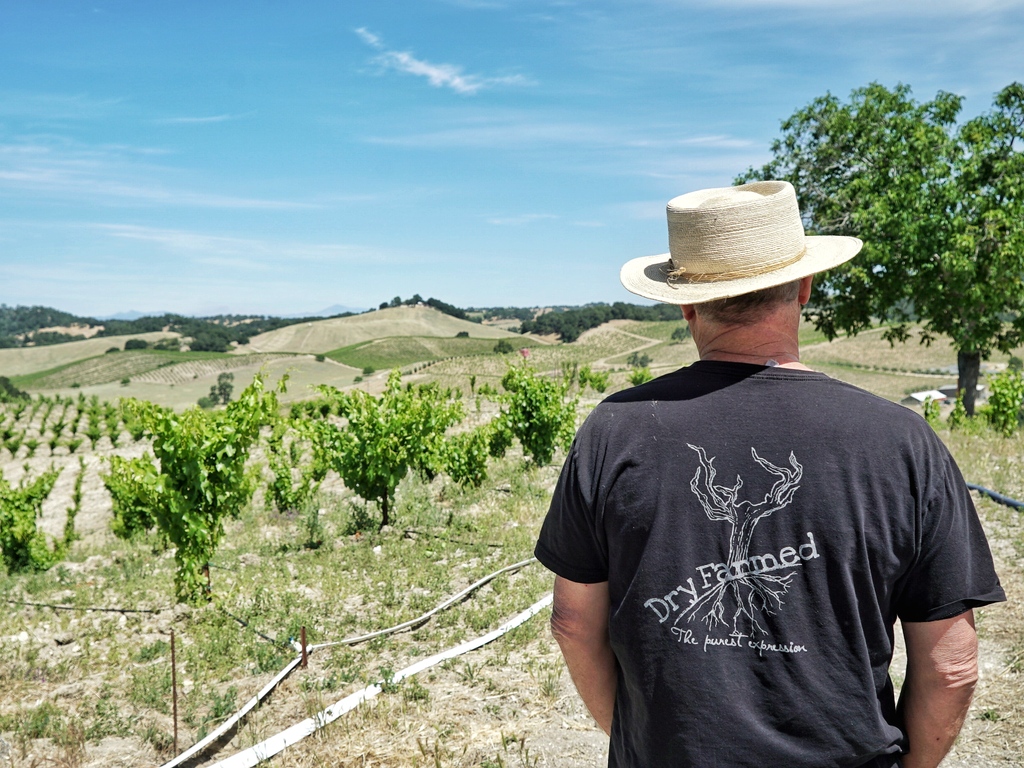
[
  {"x1": 242, "y1": 305, "x2": 519, "y2": 354},
  {"x1": 0, "y1": 331, "x2": 180, "y2": 378}
]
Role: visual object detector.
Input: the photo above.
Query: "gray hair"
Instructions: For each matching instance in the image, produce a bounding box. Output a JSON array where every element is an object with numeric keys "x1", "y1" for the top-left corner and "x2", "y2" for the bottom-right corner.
[{"x1": 693, "y1": 279, "x2": 802, "y2": 326}]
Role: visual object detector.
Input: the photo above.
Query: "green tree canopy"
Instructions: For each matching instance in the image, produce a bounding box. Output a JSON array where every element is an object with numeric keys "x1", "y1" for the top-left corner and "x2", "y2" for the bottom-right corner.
[{"x1": 739, "y1": 82, "x2": 1024, "y2": 414}]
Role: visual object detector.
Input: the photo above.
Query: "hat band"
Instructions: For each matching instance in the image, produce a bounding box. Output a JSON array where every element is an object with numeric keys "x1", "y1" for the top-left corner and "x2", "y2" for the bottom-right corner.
[{"x1": 662, "y1": 246, "x2": 806, "y2": 286}]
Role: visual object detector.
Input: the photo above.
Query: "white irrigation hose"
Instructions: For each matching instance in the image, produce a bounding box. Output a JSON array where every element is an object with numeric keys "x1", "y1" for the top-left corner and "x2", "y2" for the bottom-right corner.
[
  {"x1": 160, "y1": 656, "x2": 303, "y2": 768},
  {"x1": 158, "y1": 557, "x2": 538, "y2": 768},
  {"x1": 207, "y1": 593, "x2": 553, "y2": 768},
  {"x1": 309, "y1": 556, "x2": 537, "y2": 651}
]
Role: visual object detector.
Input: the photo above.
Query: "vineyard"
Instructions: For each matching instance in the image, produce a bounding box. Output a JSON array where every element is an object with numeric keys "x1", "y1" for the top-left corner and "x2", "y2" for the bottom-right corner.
[{"x1": 0, "y1": 322, "x2": 1022, "y2": 767}]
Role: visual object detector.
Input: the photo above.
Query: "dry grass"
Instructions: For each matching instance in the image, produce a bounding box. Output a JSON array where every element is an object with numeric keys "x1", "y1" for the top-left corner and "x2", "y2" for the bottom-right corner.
[{"x1": 244, "y1": 307, "x2": 518, "y2": 355}]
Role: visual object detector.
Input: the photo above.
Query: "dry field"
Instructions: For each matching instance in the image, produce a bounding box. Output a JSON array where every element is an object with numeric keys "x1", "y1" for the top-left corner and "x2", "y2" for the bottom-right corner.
[
  {"x1": 244, "y1": 306, "x2": 518, "y2": 355},
  {"x1": 0, "y1": 320, "x2": 1021, "y2": 768}
]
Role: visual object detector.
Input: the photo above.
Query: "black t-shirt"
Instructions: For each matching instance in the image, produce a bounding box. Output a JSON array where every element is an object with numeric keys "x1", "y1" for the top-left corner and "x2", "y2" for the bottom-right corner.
[{"x1": 535, "y1": 362, "x2": 1005, "y2": 768}]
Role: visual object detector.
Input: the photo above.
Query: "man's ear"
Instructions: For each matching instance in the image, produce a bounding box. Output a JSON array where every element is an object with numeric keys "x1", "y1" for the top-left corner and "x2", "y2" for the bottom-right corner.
[
  {"x1": 680, "y1": 304, "x2": 697, "y2": 322},
  {"x1": 798, "y1": 275, "x2": 813, "y2": 306}
]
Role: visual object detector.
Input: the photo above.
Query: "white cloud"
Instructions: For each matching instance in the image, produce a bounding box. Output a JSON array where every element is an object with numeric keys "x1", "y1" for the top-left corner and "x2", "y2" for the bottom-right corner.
[
  {"x1": 93, "y1": 224, "x2": 378, "y2": 264},
  {"x1": 354, "y1": 28, "x2": 532, "y2": 95}
]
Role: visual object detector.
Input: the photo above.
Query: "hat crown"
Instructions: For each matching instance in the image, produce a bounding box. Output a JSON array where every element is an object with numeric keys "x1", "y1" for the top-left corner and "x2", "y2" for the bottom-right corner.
[{"x1": 666, "y1": 181, "x2": 806, "y2": 280}]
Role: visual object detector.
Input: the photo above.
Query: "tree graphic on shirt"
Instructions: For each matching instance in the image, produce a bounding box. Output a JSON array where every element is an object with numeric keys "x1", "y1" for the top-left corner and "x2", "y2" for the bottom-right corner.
[{"x1": 678, "y1": 444, "x2": 803, "y2": 638}]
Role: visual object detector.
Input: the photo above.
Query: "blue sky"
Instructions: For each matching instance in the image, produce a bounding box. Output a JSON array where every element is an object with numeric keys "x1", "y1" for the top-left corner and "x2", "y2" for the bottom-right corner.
[{"x1": 1, "y1": 0, "x2": 1021, "y2": 317}]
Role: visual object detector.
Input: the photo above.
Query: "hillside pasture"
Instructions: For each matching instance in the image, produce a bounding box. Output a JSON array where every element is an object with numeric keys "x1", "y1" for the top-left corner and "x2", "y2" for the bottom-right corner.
[
  {"x1": 13, "y1": 350, "x2": 233, "y2": 389},
  {"x1": 243, "y1": 306, "x2": 518, "y2": 355},
  {"x1": 0, "y1": 332, "x2": 180, "y2": 378},
  {"x1": 327, "y1": 335, "x2": 542, "y2": 371}
]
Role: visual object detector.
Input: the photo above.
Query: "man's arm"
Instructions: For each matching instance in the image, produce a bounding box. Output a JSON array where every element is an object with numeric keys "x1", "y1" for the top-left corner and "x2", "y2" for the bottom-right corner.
[
  {"x1": 898, "y1": 610, "x2": 979, "y2": 768},
  {"x1": 550, "y1": 575, "x2": 617, "y2": 735}
]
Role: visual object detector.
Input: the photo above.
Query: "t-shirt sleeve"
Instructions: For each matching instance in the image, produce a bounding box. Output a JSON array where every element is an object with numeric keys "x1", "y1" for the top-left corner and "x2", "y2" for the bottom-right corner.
[
  {"x1": 894, "y1": 445, "x2": 1006, "y2": 622},
  {"x1": 534, "y1": 440, "x2": 609, "y2": 584}
]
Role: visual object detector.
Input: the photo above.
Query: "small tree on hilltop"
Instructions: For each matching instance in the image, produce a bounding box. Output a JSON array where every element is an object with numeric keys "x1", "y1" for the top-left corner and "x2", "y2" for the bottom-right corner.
[
  {"x1": 311, "y1": 370, "x2": 464, "y2": 529},
  {"x1": 114, "y1": 375, "x2": 279, "y2": 603}
]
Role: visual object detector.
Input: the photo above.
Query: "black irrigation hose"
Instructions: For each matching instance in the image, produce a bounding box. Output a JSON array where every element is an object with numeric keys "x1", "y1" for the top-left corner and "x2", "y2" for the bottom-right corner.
[
  {"x1": 401, "y1": 528, "x2": 504, "y2": 548},
  {"x1": 5, "y1": 599, "x2": 169, "y2": 614},
  {"x1": 966, "y1": 482, "x2": 1024, "y2": 510},
  {"x1": 217, "y1": 606, "x2": 293, "y2": 650}
]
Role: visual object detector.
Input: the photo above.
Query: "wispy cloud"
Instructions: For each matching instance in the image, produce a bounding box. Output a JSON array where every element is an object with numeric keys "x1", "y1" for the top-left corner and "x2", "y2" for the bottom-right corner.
[
  {"x1": 94, "y1": 224, "x2": 378, "y2": 264},
  {"x1": 0, "y1": 139, "x2": 316, "y2": 210},
  {"x1": 354, "y1": 27, "x2": 532, "y2": 95},
  {"x1": 0, "y1": 91, "x2": 123, "y2": 121},
  {"x1": 154, "y1": 113, "x2": 247, "y2": 125},
  {"x1": 366, "y1": 113, "x2": 753, "y2": 152}
]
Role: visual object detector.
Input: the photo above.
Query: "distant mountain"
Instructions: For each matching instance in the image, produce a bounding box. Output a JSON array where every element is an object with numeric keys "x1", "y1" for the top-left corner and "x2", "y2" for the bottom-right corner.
[
  {"x1": 311, "y1": 304, "x2": 367, "y2": 317},
  {"x1": 96, "y1": 310, "x2": 174, "y2": 321}
]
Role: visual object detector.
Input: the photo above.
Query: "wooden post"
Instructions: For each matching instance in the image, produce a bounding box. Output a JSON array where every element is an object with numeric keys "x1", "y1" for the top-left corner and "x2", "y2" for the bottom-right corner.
[
  {"x1": 171, "y1": 629, "x2": 179, "y2": 754},
  {"x1": 300, "y1": 626, "x2": 307, "y2": 668}
]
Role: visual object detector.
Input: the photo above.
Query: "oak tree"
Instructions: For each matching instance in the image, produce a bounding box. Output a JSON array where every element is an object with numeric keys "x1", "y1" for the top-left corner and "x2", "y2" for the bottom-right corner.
[{"x1": 740, "y1": 82, "x2": 1024, "y2": 415}]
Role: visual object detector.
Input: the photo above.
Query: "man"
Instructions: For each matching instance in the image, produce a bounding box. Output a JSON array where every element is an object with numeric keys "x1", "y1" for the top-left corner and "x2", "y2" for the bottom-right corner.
[{"x1": 534, "y1": 181, "x2": 1005, "y2": 767}]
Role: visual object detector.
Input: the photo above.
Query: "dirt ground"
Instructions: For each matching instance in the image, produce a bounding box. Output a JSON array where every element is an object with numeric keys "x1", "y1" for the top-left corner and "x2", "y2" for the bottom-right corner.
[{"x1": 2, "y1": 442, "x2": 1021, "y2": 767}]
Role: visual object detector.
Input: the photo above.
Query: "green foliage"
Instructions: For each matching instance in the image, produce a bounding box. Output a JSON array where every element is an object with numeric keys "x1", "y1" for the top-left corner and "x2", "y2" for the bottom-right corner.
[
  {"x1": 518, "y1": 302, "x2": 681, "y2": 342},
  {"x1": 493, "y1": 339, "x2": 515, "y2": 355},
  {"x1": 124, "y1": 338, "x2": 149, "y2": 350},
  {"x1": 489, "y1": 363, "x2": 578, "y2": 466},
  {"x1": 628, "y1": 367, "x2": 654, "y2": 386},
  {"x1": 921, "y1": 396, "x2": 942, "y2": 428},
  {"x1": 103, "y1": 454, "x2": 162, "y2": 540},
  {"x1": 266, "y1": 420, "x2": 329, "y2": 514},
  {"x1": 64, "y1": 457, "x2": 85, "y2": 545},
  {"x1": 443, "y1": 425, "x2": 493, "y2": 487},
  {"x1": 0, "y1": 465, "x2": 64, "y2": 573},
  {"x1": 313, "y1": 370, "x2": 464, "y2": 528},
  {"x1": 671, "y1": 325, "x2": 691, "y2": 342},
  {"x1": 948, "y1": 392, "x2": 971, "y2": 431},
  {"x1": 114, "y1": 376, "x2": 279, "y2": 603},
  {"x1": 577, "y1": 365, "x2": 609, "y2": 394},
  {"x1": 627, "y1": 351, "x2": 652, "y2": 369},
  {"x1": 0, "y1": 376, "x2": 29, "y2": 403},
  {"x1": 740, "y1": 81, "x2": 1024, "y2": 416},
  {"x1": 985, "y1": 370, "x2": 1024, "y2": 437}
]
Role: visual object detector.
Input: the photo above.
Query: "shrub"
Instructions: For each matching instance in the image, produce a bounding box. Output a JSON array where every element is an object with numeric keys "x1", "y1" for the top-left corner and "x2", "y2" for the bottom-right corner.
[
  {"x1": 671, "y1": 326, "x2": 691, "y2": 342},
  {"x1": 311, "y1": 370, "x2": 463, "y2": 528},
  {"x1": 113, "y1": 376, "x2": 279, "y2": 603},
  {"x1": 627, "y1": 351, "x2": 652, "y2": 369},
  {"x1": 124, "y1": 339, "x2": 149, "y2": 350},
  {"x1": 493, "y1": 339, "x2": 515, "y2": 355},
  {"x1": 489, "y1": 363, "x2": 578, "y2": 466},
  {"x1": 455, "y1": 331, "x2": 469, "y2": 338},
  {"x1": 985, "y1": 370, "x2": 1024, "y2": 437},
  {"x1": 0, "y1": 466, "x2": 64, "y2": 572},
  {"x1": 628, "y1": 367, "x2": 654, "y2": 386}
]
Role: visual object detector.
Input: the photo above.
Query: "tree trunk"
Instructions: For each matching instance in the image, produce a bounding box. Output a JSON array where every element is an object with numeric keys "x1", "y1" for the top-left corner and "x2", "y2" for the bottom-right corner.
[
  {"x1": 380, "y1": 494, "x2": 390, "y2": 530},
  {"x1": 957, "y1": 350, "x2": 982, "y2": 416}
]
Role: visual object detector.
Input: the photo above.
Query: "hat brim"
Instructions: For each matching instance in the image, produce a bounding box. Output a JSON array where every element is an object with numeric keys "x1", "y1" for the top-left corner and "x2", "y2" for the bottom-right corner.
[{"x1": 619, "y1": 235, "x2": 863, "y2": 305}]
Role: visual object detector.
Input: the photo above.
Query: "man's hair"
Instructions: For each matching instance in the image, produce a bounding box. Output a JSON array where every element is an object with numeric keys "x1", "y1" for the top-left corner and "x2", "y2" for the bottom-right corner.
[{"x1": 694, "y1": 279, "x2": 802, "y2": 326}]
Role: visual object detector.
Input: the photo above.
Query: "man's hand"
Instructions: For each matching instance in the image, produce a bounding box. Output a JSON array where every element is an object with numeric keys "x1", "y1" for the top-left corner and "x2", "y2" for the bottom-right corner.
[
  {"x1": 550, "y1": 576, "x2": 617, "y2": 735},
  {"x1": 898, "y1": 610, "x2": 979, "y2": 768}
]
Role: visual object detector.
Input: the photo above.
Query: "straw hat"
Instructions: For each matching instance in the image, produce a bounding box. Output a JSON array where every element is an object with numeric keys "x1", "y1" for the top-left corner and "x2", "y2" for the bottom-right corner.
[{"x1": 619, "y1": 180, "x2": 862, "y2": 304}]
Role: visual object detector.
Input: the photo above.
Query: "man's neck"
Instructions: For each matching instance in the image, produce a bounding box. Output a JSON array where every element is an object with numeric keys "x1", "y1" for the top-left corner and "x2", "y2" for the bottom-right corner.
[{"x1": 691, "y1": 309, "x2": 811, "y2": 371}]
